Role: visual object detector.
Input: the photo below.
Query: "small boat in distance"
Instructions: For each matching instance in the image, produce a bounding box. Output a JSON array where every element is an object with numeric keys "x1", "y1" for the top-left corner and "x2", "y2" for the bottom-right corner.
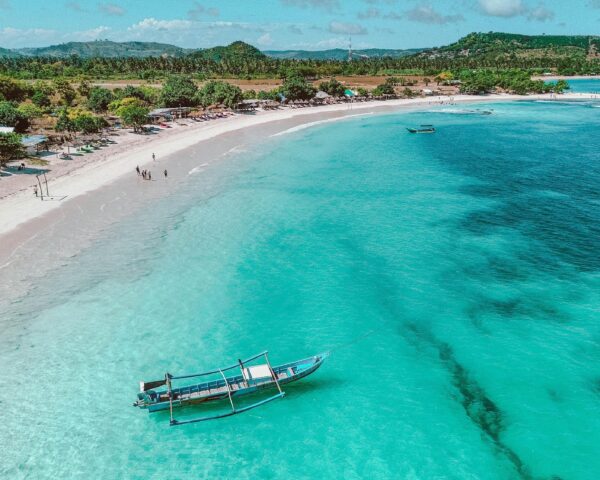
[
  {"x1": 456, "y1": 109, "x2": 493, "y2": 115},
  {"x1": 134, "y1": 351, "x2": 328, "y2": 426},
  {"x1": 407, "y1": 125, "x2": 436, "y2": 134}
]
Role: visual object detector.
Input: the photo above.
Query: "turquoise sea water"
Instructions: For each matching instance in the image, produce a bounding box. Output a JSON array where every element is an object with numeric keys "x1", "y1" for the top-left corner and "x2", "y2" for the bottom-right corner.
[
  {"x1": 564, "y1": 78, "x2": 600, "y2": 93},
  {"x1": 1, "y1": 100, "x2": 600, "y2": 479}
]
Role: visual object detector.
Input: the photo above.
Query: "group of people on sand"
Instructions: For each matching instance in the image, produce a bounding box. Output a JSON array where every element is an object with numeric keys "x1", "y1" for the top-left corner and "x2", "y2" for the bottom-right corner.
[
  {"x1": 135, "y1": 153, "x2": 167, "y2": 181},
  {"x1": 137, "y1": 167, "x2": 152, "y2": 180}
]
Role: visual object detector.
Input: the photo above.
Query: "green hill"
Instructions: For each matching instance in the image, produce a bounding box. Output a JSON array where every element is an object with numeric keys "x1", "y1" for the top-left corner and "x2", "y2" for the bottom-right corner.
[
  {"x1": 15, "y1": 40, "x2": 190, "y2": 58},
  {"x1": 190, "y1": 41, "x2": 266, "y2": 62},
  {"x1": 0, "y1": 47, "x2": 21, "y2": 58},
  {"x1": 263, "y1": 48, "x2": 423, "y2": 60},
  {"x1": 0, "y1": 39, "x2": 422, "y2": 61},
  {"x1": 420, "y1": 32, "x2": 600, "y2": 60},
  {"x1": 2, "y1": 33, "x2": 598, "y2": 73}
]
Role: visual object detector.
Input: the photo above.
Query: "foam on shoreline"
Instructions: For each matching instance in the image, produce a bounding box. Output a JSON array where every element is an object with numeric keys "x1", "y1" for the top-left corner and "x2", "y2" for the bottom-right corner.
[{"x1": 270, "y1": 112, "x2": 374, "y2": 137}]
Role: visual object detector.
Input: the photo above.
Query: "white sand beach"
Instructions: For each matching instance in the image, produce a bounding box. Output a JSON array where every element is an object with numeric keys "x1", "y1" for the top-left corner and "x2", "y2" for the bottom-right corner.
[
  {"x1": 531, "y1": 75, "x2": 600, "y2": 81},
  {"x1": 0, "y1": 92, "x2": 595, "y2": 253}
]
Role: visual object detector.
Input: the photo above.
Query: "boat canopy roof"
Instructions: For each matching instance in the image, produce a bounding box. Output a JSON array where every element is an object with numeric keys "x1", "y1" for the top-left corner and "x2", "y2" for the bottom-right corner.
[{"x1": 243, "y1": 364, "x2": 272, "y2": 381}]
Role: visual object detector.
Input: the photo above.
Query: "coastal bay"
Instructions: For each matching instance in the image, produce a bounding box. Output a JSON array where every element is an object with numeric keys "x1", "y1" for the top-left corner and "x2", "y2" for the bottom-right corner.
[{"x1": 1, "y1": 97, "x2": 599, "y2": 479}]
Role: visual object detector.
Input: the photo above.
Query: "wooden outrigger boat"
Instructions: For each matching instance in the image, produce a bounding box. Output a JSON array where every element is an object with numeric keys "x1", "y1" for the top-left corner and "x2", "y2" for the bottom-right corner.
[
  {"x1": 407, "y1": 124, "x2": 435, "y2": 134},
  {"x1": 134, "y1": 351, "x2": 328, "y2": 425}
]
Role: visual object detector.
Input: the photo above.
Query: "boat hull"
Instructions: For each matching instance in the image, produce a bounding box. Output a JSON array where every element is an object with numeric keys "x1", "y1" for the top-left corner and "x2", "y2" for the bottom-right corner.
[
  {"x1": 136, "y1": 353, "x2": 327, "y2": 413},
  {"x1": 407, "y1": 128, "x2": 435, "y2": 134}
]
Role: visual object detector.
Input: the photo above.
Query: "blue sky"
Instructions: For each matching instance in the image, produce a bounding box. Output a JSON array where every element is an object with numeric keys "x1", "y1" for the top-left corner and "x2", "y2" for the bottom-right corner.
[{"x1": 0, "y1": 0, "x2": 599, "y2": 50}]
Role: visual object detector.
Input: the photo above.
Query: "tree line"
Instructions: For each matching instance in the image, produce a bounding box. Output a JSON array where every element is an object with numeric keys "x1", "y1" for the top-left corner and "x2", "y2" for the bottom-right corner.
[
  {"x1": 0, "y1": 53, "x2": 598, "y2": 80},
  {"x1": 0, "y1": 65, "x2": 575, "y2": 167}
]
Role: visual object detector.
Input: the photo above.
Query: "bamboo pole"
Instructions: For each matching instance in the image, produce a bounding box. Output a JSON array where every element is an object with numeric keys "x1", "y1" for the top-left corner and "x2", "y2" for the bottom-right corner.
[
  {"x1": 264, "y1": 352, "x2": 283, "y2": 395},
  {"x1": 218, "y1": 369, "x2": 236, "y2": 413},
  {"x1": 167, "y1": 374, "x2": 175, "y2": 425},
  {"x1": 238, "y1": 359, "x2": 249, "y2": 387}
]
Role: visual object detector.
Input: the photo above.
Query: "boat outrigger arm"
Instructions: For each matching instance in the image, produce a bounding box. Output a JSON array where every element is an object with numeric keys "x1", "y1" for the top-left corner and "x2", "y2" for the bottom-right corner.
[
  {"x1": 135, "y1": 351, "x2": 327, "y2": 426},
  {"x1": 168, "y1": 351, "x2": 283, "y2": 425}
]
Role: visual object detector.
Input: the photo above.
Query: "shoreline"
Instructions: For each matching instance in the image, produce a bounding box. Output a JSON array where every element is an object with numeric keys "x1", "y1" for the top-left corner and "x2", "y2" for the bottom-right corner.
[
  {"x1": 531, "y1": 75, "x2": 600, "y2": 81},
  {"x1": 0, "y1": 92, "x2": 596, "y2": 301},
  {"x1": 2, "y1": 92, "x2": 594, "y2": 239}
]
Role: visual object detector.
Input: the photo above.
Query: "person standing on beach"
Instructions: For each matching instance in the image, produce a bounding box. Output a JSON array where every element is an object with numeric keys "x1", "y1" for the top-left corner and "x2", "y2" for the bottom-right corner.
[
  {"x1": 136, "y1": 165, "x2": 140, "y2": 175},
  {"x1": 164, "y1": 169, "x2": 168, "y2": 179},
  {"x1": 34, "y1": 185, "x2": 38, "y2": 197},
  {"x1": 152, "y1": 153, "x2": 156, "y2": 161},
  {"x1": 148, "y1": 171, "x2": 151, "y2": 181}
]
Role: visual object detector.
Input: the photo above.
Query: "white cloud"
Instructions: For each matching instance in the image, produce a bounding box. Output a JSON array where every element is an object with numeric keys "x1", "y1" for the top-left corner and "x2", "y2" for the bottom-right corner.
[
  {"x1": 208, "y1": 21, "x2": 266, "y2": 32},
  {"x1": 256, "y1": 33, "x2": 274, "y2": 46},
  {"x1": 65, "y1": 1, "x2": 84, "y2": 11},
  {"x1": 357, "y1": 7, "x2": 381, "y2": 19},
  {"x1": 404, "y1": 5, "x2": 464, "y2": 24},
  {"x1": 121, "y1": 18, "x2": 271, "y2": 46},
  {"x1": 527, "y1": 3, "x2": 554, "y2": 21},
  {"x1": 127, "y1": 18, "x2": 194, "y2": 33},
  {"x1": 0, "y1": 25, "x2": 111, "y2": 48},
  {"x1": 0, "y1": 27, "x2": 57, "y2": 47},
  {"x1": 280, "y1": 0, "x2": 339, "y2": 11},
  {"x1": 0, "y1": 16, "x2": 364, "y2": 50},
  {"x1": 364, "y1": 0, "x2": 397, "y2": 4},
  {"x1": 291, "y1": 37, "x2": 372, "y2": 50},
  {"x1": 328, "y1": 21, "x2": 368, "y2": 35},
  {"x1": 478, "y1": 0, "x2": 555, "y2": 22},
  {"x1": 0, "y1": 18, "x2": 315, "y2": 49},
  {"x1": 187, "y1": 2, "x2": 219, "y2": 20},
  {"x1": 74, "y1": 26, "x2": 111, "y2": 40},
  {"x1": 478, "y1": 0, "x2": 525, "y2": 17},
  {"x1": 98, "y1": 2, "x2": 125, "y2": 16},
  {"x1": 291, "y1": 38, "x2": 348, "y2": 49}
]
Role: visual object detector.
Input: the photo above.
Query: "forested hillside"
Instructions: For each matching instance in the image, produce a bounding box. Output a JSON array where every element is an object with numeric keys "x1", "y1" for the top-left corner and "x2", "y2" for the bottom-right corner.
[
  {"x1": 422, "y1": 32, "x2": 599, "y2": 60},
  {"x1": 14, "y1": 40, "x2": 190, "y2": 58},
  {"x1": 264, "y1": 48, "x2": 423, "y2": 60},
  {"x1": 0, "y1": 34, "x2": 598, "y2": 80}
]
